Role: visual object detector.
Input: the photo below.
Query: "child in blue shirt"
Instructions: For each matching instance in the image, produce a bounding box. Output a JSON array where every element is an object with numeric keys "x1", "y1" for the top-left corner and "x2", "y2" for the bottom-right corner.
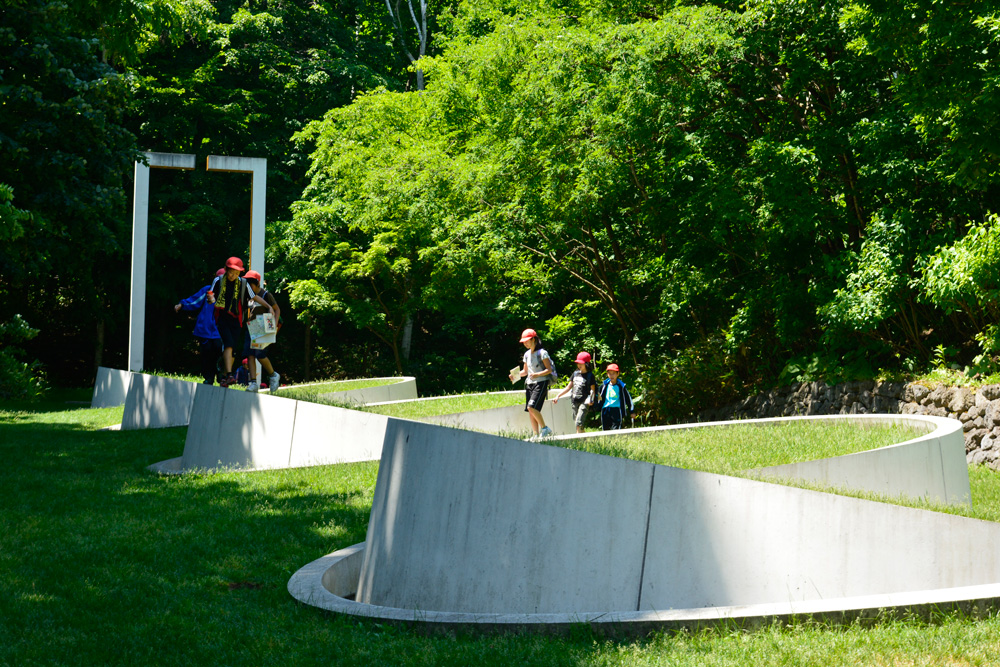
[{"x1": 597, "y1": 363, "x2": 634, "y2": 430}]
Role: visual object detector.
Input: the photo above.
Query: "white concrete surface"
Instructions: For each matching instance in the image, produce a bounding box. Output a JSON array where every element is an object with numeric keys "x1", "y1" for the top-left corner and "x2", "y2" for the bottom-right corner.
[
  {"x1": 317, "y1": 377, "x2": 417, "y2": 405},
  {"x1": 289, "y1": 543, "x2": 1000, "y2": 635},
  {"x1": 402, "y1": 390, "x2": 575, "y2": 436},
  {"x1": 357, "y1": 419, "x2": 653, "y2": 614},
  {"x1": 751, "y1": 415, "x2": 969, "y2": 505},
  {"x1": 121, "y1": 373, "x2": 198, "y2": 430},
  {"x1": 289, "y1": 413, "x2": 996, "y2": 633},
  {"x1": 130, "y1": 153, "x2": 196, "y2": 371},
  {"x1": 206, "y1": 155, "x2": 267, "y2": 279},
  {"x1": 182, "y1": 383, "x2": 297, "y2": 470},
  {"x1": 91, "y1": 367, "x2": 133, "y2": 408},
  {"x1": 549, "y1": 414, "x2": 967, "y2": 506},
  {"x1": 163, "y1": 383, "x2": 394, "y2": 472}
]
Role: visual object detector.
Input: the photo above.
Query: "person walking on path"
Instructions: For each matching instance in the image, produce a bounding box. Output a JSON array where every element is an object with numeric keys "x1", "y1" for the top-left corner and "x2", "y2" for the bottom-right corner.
[
  {"x1": 174, "y1": 268, "x2": 225, "y2": 385},
  {"x1": 553, "y1": 351, "x2": 597, "y2": 433},
  {"x1": 207, "y1": 256, "x2": 273, "y2": 387},
  {"x1": 518, "y1": 328, "x2": 555, "y2": 440},
  {"x1": 597, "y1": 363, "x2": 634, "y2": 431},
  {"x1": 242, "y1": 270, "x2": 281, "y2": 393}
]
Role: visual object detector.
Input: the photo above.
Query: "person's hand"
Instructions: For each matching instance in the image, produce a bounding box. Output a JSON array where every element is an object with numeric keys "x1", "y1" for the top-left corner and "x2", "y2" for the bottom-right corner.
[
  {"x1": 174, "y1": 304, "x2": 181, "y2": 313},
  {"x1": 553, "y1": 396, "x2": 559, "y2": 404}
]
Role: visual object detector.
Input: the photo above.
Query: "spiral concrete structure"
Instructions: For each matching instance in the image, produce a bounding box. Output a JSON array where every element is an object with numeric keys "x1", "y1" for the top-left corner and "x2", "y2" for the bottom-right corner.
[{"x1": 288, "y1": 414, "x2": 1000, "y2": 634}]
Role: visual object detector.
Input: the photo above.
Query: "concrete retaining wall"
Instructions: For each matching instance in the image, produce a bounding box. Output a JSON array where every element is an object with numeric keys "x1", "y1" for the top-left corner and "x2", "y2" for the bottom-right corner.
[
  {"x1": 351, "y1": 415, "x2": 995, "y2": 618},
  {"x1": 91, "y1": 367, "x2": 133, "y2": 408},
  {"x1": 121, "y1": 374, "x2": 198, "y2": 430},
  {"x1": 318, "y1": 377, "x2": 417, "y2": 405},
  {"x1": 751, "y1": 415, "x2": 969, "y2": 505},
  {"x1": 175, "y1": 383, "x2": 390, "y2": 472},
  {"x1": 556, "y1": 414, "x2": 968, "y2": 506},
  {"x1": 376, "y1": 390, "x2": 575, "y2": 436}
]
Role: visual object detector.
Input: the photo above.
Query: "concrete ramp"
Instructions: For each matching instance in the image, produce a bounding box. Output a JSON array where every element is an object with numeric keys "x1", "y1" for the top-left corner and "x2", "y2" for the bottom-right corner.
[
  {"x1": 318, "y1": 377, "x2": 417, "y2": 404},
  {"x1": 121, "y1": 374, "x2": 198, "y2": 430},
  {"x1": 161, "y1": 383, "x2": 393, "y2": 473},
  {"x1": 374, "y1": 390, "x2": 575, "y2": 436},
  {"x1": 91, "y1": 367, "x2": 133, "y2": 408},
  {"x1": 289, "y1": 413, "x2": 1000, "y2": 633}
]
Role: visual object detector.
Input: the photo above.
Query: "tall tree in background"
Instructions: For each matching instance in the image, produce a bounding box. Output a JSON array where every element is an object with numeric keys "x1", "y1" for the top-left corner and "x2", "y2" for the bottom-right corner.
[{"x1": 0, "y1": 0, "x2": 139, "y2": 378}]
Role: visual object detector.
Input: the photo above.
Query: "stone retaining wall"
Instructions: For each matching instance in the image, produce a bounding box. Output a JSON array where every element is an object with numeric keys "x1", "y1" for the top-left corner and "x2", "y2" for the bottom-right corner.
[{"x1": 700, "y1": 380, "x2": 1000, "y2": 470}]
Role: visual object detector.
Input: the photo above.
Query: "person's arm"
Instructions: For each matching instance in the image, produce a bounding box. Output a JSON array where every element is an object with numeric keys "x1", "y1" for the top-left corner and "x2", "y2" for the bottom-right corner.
[
  {"x1": 267, "y1": 293, "x2": 280, "y2": 321},
  {"x1": 622, "y1": 382, "x2": 634, "y2": 414},
  {"x1": 553, "y1": 383, "x2": 571, "y2": 403},
  {"x1": 586, "y1": 376, "x2": 597, "y2": 405},
  {"x1": 175, "y1": 286, "x2": 208, "y2": 313},
  {"x1": 252, "y1": 294, "x2": 274, "y2": 315},
  {"x1": 529, "y1": 351, "x2": 553, "y2": 381},
  {"x1": 207, "y1": 280, "x2": 220, "y2": 304}
]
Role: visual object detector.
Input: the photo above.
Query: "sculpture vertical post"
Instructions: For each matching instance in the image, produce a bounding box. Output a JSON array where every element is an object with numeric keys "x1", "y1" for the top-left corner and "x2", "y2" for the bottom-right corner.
[
  {"x1": 129, "y1": 152, "x2": 196, "y2": 372},
  {"x1": 206, "y1": 156, "x2": 268, "y2": 278}
]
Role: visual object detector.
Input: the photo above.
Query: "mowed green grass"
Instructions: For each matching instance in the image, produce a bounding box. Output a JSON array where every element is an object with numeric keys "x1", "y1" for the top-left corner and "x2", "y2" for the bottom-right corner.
[
  {"x1": 365, "y1": 391, "x2": 526, "y2": 419},
  {"x1": 4, "y1": 393, "x2": 1000, "y2": 665},
  {"x1": 554, "y1": 419, "x2": 929, "y2": 474},
  {"x1": 274, "y1": 377, "x2": 402, "y2": 404}
]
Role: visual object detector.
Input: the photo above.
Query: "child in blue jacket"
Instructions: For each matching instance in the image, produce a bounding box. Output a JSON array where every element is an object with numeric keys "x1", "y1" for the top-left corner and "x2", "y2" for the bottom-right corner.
[
  {"x1": 175, "y1": 268, "x2": 225, "y2": 384},
  {"x1": 597, "y1": 363, "x2": 634, "y2": 430}
]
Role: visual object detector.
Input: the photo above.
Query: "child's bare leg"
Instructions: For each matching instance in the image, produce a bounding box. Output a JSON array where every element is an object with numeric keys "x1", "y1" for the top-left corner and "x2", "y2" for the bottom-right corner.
[
  {"x1": 260, "y1": 358, "x2": 275, "y2": 376},
  {"x1": 528, "y1": 407, "x2": 545, "y2": 433}
]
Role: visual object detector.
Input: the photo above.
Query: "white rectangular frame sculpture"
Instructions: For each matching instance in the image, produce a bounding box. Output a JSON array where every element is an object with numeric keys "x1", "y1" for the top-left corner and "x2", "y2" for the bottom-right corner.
[
  {"x1": 129, "y1": 153, "x2": 267, "y2": 372},
  {"x1": 130, "y1": 152, "x2": 196, "y2": 372}
]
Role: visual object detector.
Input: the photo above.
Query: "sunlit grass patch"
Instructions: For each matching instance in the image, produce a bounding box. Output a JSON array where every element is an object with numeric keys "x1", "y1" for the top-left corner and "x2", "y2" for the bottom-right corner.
[
  {"x1": 552, "y1": 419, "x2": 930, "y2": 474},
  {"x1": 365, "y1": 391, "x2": 526, "y2": 419},
  {"x1": 279, "y1": 377, "x2": 404, "y2": 405}
]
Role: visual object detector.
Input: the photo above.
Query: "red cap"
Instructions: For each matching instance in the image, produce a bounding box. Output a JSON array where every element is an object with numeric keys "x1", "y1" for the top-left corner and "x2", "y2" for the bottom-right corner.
[
  {"x1": 244, "y1": 270, "x2": 262, "y2": 284},
  {"x1": 216, "y1": 268, "x2": 226, "y2": 277},
  {"x1": 225, "y1": 257, "x2": 245, "y2": 272},
  {"x1": 606, "y1": 363, "x2": 620, "y2": 372},
  {"x1": 575, "y1": 352, "x2": 592, "y2": 364},
  {"x1": 519, "y1": 328, "x2": 537, "y2": 343}
]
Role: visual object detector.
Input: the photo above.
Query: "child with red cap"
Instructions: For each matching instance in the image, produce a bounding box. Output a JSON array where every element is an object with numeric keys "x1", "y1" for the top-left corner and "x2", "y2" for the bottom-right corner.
[
  {"x1": 517, "y1": 328, "x2": 555, "y2": 439},
  {"x1": 597, "y1": 363, "x2": 634, "y2": 430},
  {"x1": 553, "y1": 351, "x2": 597, "y2": 433},
  {"x1": 207, "y1": 257, "x2": 274, "y2": 387}
]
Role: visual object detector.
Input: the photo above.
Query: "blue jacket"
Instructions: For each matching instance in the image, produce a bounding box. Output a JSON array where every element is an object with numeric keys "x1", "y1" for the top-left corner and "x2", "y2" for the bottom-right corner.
[{"x1": 179, "y1": 285, "x2": 221, "y2": 340}]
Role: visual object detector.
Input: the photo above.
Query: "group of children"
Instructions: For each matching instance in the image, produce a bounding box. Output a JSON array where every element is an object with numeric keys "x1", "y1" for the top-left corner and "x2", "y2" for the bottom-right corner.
[
  {"x1": 517, "y1": 328, "x2": 634, "y2": 439},
  {"x1": 175, "y1": 256, "x2": 281, "y2": 393}
]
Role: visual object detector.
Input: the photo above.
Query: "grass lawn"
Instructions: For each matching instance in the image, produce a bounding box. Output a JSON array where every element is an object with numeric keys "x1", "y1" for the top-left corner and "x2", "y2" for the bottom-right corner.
[
  {"x1": 278, "y1": 378, "x2": 403, "y2": 404},
  {"x1": 364, "y1": 391, "x2": 526, "y2": 419},
  {"x1": 3, "y1": 393, "x2": 1000, "y2": 665}
]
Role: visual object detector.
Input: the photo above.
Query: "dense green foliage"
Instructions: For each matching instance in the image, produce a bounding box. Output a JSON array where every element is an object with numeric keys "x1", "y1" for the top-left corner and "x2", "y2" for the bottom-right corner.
[{"x1": 6, "y1": 0, "x2": 1000, "y2": 417}]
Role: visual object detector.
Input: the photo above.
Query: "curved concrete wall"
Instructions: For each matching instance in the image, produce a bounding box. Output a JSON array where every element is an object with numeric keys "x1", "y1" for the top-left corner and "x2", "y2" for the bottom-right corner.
[
  {"x1": 91, "y1": 367, "x2": 133, "y2": 408},
  {"x1": 750, "y1": 415, "x2": 969, "y2": 504},
  {"x1": 551, "y1": 414, "x2": 968, "y2": 506},
  {"x1": 158, "y1": 383, "x2": 391, "y2": 472},
  {"x1": 287, "y1": 413, "x2": 995, "y2": 631},
  {"x1": 318, "y1": 377, "x2": 417, "y2": 405},
  {"x1": 121, "y1": 373, "x2": 198, "y2": 430},
  {"x1": 372, "y1": 390, "x2": 575, "y2": 436}
]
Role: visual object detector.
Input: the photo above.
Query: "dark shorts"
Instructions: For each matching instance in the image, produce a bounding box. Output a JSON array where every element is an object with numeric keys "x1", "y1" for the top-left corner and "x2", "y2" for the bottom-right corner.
[
  {"x1": 217, "y1": 314, "x2": 242, "y2": 351},
  {"x1": 524, "y1": 381, "x2": 549, "y2": 412},
  {"x1": 243, "y1": 332, "x2": 269, "y2": 360}
]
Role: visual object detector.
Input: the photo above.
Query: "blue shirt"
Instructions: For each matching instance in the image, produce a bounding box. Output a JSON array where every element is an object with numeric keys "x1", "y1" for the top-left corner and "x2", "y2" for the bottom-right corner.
[{"x1": 179, "y1": 285, "x2": 221, "y2": 340}]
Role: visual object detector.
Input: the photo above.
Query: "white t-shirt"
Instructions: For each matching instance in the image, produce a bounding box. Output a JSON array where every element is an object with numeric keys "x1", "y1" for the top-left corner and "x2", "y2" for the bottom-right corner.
[{"x1": 523, "y1": 348, "x2": 551, "y2": 386}]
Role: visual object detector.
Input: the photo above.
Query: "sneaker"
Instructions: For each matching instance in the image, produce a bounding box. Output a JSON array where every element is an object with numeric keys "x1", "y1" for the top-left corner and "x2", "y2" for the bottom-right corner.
[
  {"x1": 539, "y1": 426, "x2": 553, "y2": 438},
  {"x1": 247, "y1": 380, "x2": 259, "y2": 393},
  {"x1": 220, "y1": 374, "x2": 233, "y2": 388},
  {"x1": 268, "y1": 372, "x2": 280, "y2": 393}
]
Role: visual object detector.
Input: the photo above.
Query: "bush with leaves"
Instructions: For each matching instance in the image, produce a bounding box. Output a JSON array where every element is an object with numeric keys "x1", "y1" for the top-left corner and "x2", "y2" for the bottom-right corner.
[{"x1": 0, "y1": 315, "x2": 47, "y2": 401}]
